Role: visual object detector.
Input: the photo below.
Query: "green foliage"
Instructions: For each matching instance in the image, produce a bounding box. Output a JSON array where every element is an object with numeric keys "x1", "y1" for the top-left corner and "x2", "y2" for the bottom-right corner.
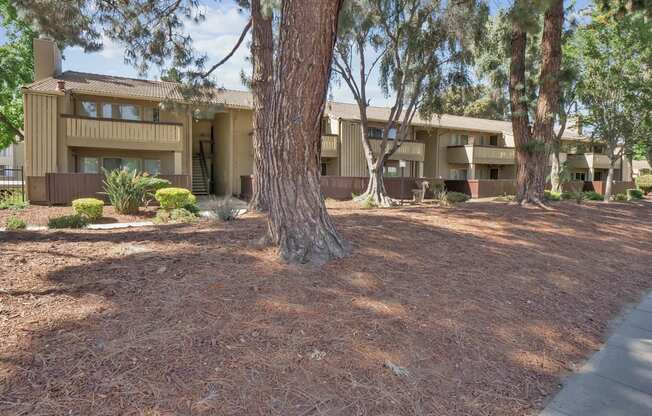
[
  {"x1": 5, "y1": 216, "x2": 26, "y2": 230},
  {"x1": 636, "y1": 175, "x2": 652, "y2": 193},
  {"x1": 359, "y1": 195, "x2": 378, "y2": 209},
  {"x1": 445, "y1": 191, "x2": 470, "y2": 204},
  {"x1": 154, "y1": 187, "x2": 196, "y2": 210},
  {"x1": 614, "y1": 193, "x2": 628, "y2": 202},
  {"x1": 0, "y1": 190, "x2": 27, "y2": 210},
  {"x1": 627, "y1": 189, "x2": 644, "y2": 200},
  {"x1": 205, "y1": 196, "x2": 242, "y2": 221},
  {"x1": 102, "y1": 169, "x2": 170, "y2": 214},
  {"x1": 544, "y1": 191, "x2": 562, "y2": 201},
  {"x1": 0, "y1": 1, "x2": 35, "y2": 147},
  {"x1": 72, "y1": 198, "x2": 104, "y2": 221},
  {"x1": 154, "y1": 208, "x2": 197, "y2": 224},
  {"x1": 183, "y1": 201, "x2": 200, "y2": 215},
  {"x1": 583, "y1": 191, "x2": 604, "y2": 201},
  {"x1": 48, "y1": 214, "x2": 89, "y2": 229},
  {"x1": 570, "y1": 190, "x2": 586, "y2": 205}
]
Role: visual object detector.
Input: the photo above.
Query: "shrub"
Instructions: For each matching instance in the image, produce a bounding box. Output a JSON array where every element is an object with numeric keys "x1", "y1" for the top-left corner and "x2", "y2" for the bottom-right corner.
[
  {"x1": 48, "y1": 214, "x2": 89, "y2": 229},
  {"x1": 183, "y1": 201, "x2": 200, "y2": 215},
  {"x1": 583, "y1": 191, "x2": 603, "y2": 201},
  {"x1": 627, "y1": 188, "x2": 644, "y2": 200},
  {"x1": 635, "y1": 175, "x2": 652, "y2": 194},
  {"x1": 102, "y1": 169, "x2": 170, "y2": 214},
  {"x1": 155, "y1": 187, "x2": 196, "y2": 210},
  {"x1": 72, "y1": 198, "x2": 104, "y2": 221},
  {"x1": 154, "y1": 208, "x2": 197, "y2": 224},
  {"x1": 5, "y1": 216, "x2": 26, "y2": 230},
  {"x1": 205, "y1": 197, "x2": 243, "y2": 221},
  {"x1": 0, "y1": 191, "x2": 28, "y2": 210},
  {"x1": 445, "y1": 191, "x2": 470, "y2": 204},
  {"x1": 614, "y1": 193, "x2": 628, "y2": 202},
  {"x1": 360, "y1": 195, "x2": 378, "y2": 209},
  {"x1": 544, "y1": 191, "x2": 562, "y2": 201},
  {"x1": 561, "y1": 191, "x2": 573, "y2": 200},
  {"x1": 570, "y1": 190, "x2": 586, "y2": 205}
]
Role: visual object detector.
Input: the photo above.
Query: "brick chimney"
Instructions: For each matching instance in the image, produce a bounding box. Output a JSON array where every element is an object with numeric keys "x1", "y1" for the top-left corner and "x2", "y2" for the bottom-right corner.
[{"x1": 33, "y1": 37, "x2": 62, "y2": 81}]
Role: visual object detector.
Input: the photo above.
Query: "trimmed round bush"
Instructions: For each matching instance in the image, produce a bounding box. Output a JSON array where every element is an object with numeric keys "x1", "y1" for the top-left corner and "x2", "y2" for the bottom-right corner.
[
  {"x1": 72, "y1": 198, "x2": 104, "y2": 221},
  {"x1": 636, "y1": 175, "x2": 652, "y2": 194},
  {"x1": 445, "y1": 191, "x2": 470, "y2": 204},
  {"x1": 155, "y1": 187, "x2": 196, "y2": 210},
  {"x1": 614, "y1": 193, "x2": 628, "y2": 202},
  {"x1": 627, "y1": 188, "x2": 644, "y2": 200}
]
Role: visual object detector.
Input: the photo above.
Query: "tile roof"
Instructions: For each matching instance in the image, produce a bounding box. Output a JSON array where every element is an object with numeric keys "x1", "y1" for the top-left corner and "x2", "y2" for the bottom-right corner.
[{"x1": 23, "y1": 71, "x2": 586, "y2": 140}]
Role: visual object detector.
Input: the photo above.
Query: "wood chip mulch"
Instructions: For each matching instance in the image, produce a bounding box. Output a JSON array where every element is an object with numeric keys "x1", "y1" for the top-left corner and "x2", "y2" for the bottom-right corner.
[{"x1": 1, "y1": 199, "x2": 651, "y2": 415}]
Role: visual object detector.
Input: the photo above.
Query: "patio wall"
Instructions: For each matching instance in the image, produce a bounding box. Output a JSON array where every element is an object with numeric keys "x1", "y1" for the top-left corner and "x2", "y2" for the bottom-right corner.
[{"x1": 31, "y1": 173, "x2": 191, "y2": 205}]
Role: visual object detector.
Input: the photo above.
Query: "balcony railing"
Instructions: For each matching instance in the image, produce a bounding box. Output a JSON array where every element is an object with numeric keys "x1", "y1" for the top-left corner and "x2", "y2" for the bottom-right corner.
[
  {"x1": 370, "y1": 139, "x2": 425, "y2": 162},
  {"x1": 62, "y1": 115, "x2": 183, "y2": 151},
  {"x1": 566, "y1": 153, "x2": 612, "y2": 170},
  {"x1": 321, "y1": 134, "x2": 338, "y2": 158},
  {"x1": 447, "y1": 145, "x2": 515, "y2": 165}
]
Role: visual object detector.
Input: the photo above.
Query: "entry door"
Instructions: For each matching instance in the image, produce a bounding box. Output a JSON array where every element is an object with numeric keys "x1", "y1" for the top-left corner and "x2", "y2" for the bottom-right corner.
[{"x1": 490, "y1": 168, "x2": 499, "y2": 180}]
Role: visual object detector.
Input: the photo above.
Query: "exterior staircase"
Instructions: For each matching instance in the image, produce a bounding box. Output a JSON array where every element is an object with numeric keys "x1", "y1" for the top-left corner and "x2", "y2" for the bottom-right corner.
[{"x1": 192, "y1": 155, "x2": 209, "y2": 195}]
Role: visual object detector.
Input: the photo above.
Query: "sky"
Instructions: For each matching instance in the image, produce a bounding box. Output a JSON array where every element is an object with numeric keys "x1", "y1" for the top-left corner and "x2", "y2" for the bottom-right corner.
[{"x1": 1, "y1": 0, "x2": 592, "y2": 107}]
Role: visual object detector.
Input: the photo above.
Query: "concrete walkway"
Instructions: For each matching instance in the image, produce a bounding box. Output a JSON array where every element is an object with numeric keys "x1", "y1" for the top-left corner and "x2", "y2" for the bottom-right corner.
[{"x1": 541, "y1": 292, "x2": 652, "y2": 416}]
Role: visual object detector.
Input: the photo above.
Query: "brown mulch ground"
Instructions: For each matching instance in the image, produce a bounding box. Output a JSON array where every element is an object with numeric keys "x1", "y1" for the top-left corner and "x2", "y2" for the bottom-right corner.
[
  {"x1": 1, "y1": 199, "x2": 651, "y2": 416},
  {"x1": 0, "y1": 205, "x2": 156, "y2": 226}
]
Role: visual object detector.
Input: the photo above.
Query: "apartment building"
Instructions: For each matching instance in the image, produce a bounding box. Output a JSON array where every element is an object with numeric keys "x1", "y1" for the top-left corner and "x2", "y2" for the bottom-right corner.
[{"x1": 21, "y1": 38, "x2": 630, "y2": 203}]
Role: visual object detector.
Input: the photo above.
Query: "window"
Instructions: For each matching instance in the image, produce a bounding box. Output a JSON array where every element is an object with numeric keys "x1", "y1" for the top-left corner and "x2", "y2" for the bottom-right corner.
[
  {"x1": 450, "y1": 134, "x2": 469, "y2": 146},
  {"x1": 80, "y1": 101, "x2": 98, "y2": 118},
  {"x1": 80, "y1": 157, "x2": 99, "y2": 173},
  {"x1": 490, "y1": 135, "x2": 499, "y2": 146},
  {"x1": 573, "y1": 172, "x2": 586, "y2": 181},
  {"x1": 144, "y1": 159, "x2": 161, "y2": 175},
  {"x1": 101, "y1": 103, "x2": 114, "y2": 119},
  {"x1": 321, "y1": 163, "x2": 328, "y2": 176},
  {"x1": 121, "y1": 158, "x2": 141, "y2": 171},
  {"x1": 119, "y1": 105, "x2": 141, "y2": 121},
  {"x1": 0, "y1": 147, "x2": 10, "y2": 157},
  {"x1": 450, "y1": 169, "x2": 468, "y2": 180},
  {"x1": 102, "y1": 158, "x2": 122, "y2": 172},
  {"x1": 593, "y1": 145, "x2": 605, "y2": 154},
  {"x1": 143, "y1": 107, "x2": 160, "y2": 122},
  {"x1": 367, "y1": 127, "x2": 397, "y2": 140},
  {"x1": 594, "y1": 171, "x2": 603, "y2": 181},
  {"x1": 384, "y1": 166, "x2": 399, "y2": 177}
]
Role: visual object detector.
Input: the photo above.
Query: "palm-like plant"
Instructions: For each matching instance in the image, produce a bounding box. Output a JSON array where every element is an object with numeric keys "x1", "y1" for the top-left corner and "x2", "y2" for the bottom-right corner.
[{"x1": 102, "y1": 169, "x2": 170, "y2": 214}]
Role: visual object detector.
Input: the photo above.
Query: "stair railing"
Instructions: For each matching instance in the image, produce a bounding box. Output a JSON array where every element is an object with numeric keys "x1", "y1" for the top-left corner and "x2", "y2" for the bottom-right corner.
[{"x1": 198, "y1": 140, "x2": 212, "y2": 194}]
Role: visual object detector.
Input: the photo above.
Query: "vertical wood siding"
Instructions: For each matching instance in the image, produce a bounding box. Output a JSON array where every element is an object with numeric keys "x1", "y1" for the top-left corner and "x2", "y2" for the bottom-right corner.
[{"x1": 24, "y1": 93, "x2": 59, "y2": 176}]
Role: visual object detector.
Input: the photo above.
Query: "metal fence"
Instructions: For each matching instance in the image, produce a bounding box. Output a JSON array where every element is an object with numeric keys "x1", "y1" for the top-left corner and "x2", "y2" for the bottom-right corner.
[{"x1": 0, "y1": 167, "x2": 25, "y2": 201}]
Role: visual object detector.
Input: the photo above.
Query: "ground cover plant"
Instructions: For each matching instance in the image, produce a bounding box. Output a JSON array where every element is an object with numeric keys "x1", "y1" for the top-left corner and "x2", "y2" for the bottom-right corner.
[
  {"x1": 0, "y1": 191, "x2": 27, "y2": 210},
  {"x1": 4, "y1": 216, "x2": 25, "y2": 230},
  {"x1": 47, "y1": 214, "x2": 89, "y2": 229},
  {"x1": 3, "y1": 199, "x2": 650, "y2": 415}
]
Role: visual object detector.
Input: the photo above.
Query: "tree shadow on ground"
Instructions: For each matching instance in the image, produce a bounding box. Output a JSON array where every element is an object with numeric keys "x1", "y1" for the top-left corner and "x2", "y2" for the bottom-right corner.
[{"x1": 1, "y1": 200, "x2": 651, "y2": 415}]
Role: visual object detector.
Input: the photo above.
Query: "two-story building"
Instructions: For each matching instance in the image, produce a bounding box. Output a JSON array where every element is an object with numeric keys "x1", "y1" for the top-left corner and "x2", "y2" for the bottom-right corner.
[{"x1": 21, "y1": 38, "x2": 631, "y2": 203}]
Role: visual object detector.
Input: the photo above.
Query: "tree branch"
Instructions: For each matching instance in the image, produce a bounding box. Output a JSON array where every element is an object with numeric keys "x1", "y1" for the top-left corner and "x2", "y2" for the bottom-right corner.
[
  {"x1": 199, "y1": 18, "x2": 252, "y2": 79},
  {"x1": 0, "y1": 110, "x2": 23, "y2": 141}
]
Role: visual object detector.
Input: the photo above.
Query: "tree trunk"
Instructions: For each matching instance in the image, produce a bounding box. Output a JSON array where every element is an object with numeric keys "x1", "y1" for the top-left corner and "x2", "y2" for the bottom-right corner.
[
  {"x1": 604, "y1": 162, "x2": 616, "y2": 202},
  {"x1": 550, "y1": 149, "x2": 562, "y2": 193},
  {"x1": 509, "y1": 28, "x2": 540, "y2": 204},
  {"x1": 249, "y1": 0, "x2": 274, "y2": 212},
  {"x1": 356, "y1": 157, "x2": 395, "y2": 207},
  {"x1": 265, "y1": 0, "x2": 349, "y2": 264}
]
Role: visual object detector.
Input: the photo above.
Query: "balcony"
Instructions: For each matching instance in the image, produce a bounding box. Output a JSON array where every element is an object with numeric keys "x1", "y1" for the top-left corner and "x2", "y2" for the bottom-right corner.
[
  {"x1": 63, "y1": 115, "x2": 183, "y2": 151},
  {"x1": 447, "y1": 145, "x2": 515, "y2": 165},
  {"x1": 566, "y1": 153, "x2": 612, "y2": 170},
  {"x1": 321, "y1": 134, "x2": 338, "y2": 158},
  {"x1": 370, "y1": 139, "x2": 425, "y2": 162}
]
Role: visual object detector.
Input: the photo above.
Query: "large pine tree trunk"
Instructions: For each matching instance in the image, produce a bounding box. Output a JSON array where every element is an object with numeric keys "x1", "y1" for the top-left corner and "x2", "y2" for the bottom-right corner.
[
  {"x1": 509, "y1": 28, "x2": 540, "y2": 204},
  {"x1": 530, "y1": 0, "x2": 564, "y2": 202},
  {"x1": 249, "y1": 0, "x2": 274, "y2": 212},
  {"x1": 265, "y1": 0, "x2": 349, "y2": 263}
]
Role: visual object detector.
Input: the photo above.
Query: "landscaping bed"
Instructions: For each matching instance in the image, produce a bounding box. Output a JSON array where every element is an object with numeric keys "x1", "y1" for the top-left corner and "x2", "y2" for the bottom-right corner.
[
  {"x1": 1, "y1": 199, "x2": 651, "y2": 415},
  {"x1": 0, "y1": 205, "x2": 157, "y2": 227}
]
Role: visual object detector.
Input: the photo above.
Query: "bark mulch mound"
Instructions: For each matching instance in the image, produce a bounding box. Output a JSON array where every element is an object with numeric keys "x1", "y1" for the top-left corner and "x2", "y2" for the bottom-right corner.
[
  {"x1": 1, "y1": 199, "x2": 651, "y2": 415},
  {"x1": 0, "y1": 205, "x2": 156, "y2": 227}
]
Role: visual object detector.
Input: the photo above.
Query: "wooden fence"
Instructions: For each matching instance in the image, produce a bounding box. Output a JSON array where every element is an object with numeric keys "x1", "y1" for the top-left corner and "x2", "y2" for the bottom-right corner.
[
  {"x1": 241, "y1": 175, "x2": 429, "y2": 201},
  {"x1": 242, "y1": 176, "x2": 637, "y2": 201},
  {"x1": 38, "y1": 173, "x2": 190, "y2": 205}
]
